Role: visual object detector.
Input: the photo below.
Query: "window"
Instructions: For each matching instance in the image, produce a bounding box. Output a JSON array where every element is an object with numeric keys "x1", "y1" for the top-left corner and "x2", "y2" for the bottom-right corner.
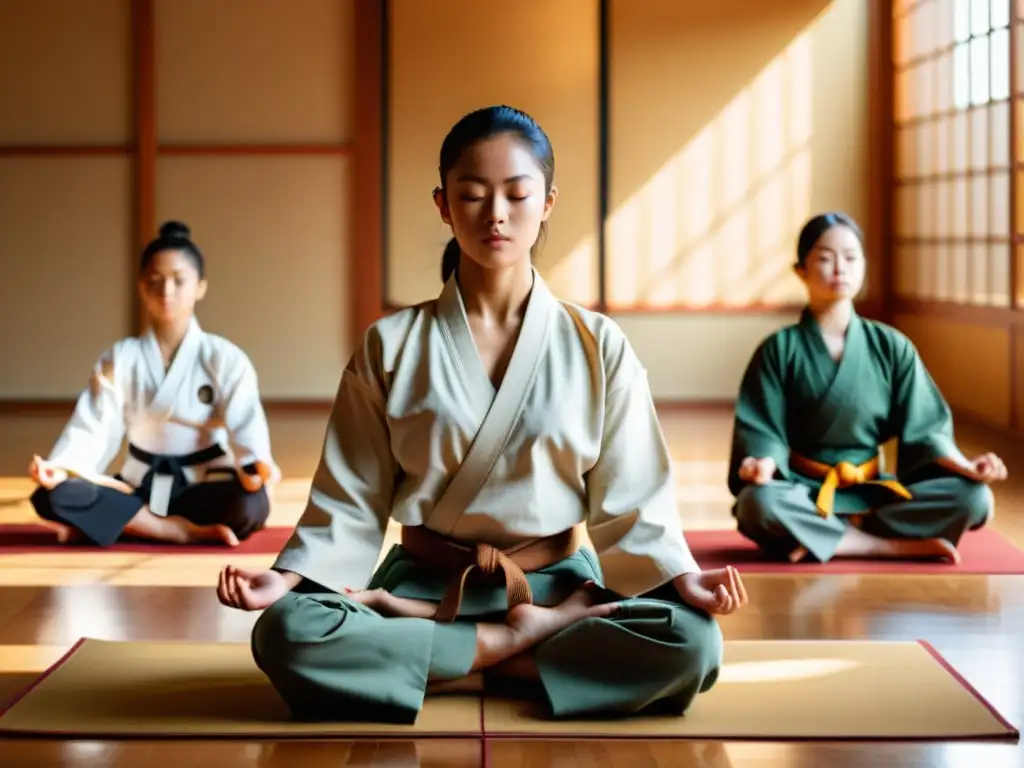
[
  {"x1": 1015, "y1": 1, "x2": 1024, "y2": 304},
  {"x1": 892, "y1": 0, "x2": 1014, "y2": 307}
]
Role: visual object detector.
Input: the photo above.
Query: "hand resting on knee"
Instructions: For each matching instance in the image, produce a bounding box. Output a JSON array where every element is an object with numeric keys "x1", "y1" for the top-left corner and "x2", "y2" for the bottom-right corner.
[
  {"x1": 29, "y1": 454, "x2": 133, "y2": 495},
  {"x1": 738, "y1": 456, "x2": 776, "y2": 486}
]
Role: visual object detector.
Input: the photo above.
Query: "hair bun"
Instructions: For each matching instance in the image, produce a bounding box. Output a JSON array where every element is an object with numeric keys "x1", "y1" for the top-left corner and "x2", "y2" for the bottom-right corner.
[{"x1": 159, "y1": 220, "x2": 191, "y2": 240}]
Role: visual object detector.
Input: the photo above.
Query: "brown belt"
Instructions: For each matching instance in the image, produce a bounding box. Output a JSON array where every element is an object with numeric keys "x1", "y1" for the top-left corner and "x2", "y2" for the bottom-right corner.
[
  {"x1": 400, "y1": 524, "x2": 583, "y2": 622},
  {"x1": 789, "y1": 453, "x2": 912, "y2": 518}
]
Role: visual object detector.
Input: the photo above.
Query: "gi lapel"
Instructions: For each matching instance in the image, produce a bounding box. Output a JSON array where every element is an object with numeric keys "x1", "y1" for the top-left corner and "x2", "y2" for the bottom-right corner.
[
  {"x1": 437, "y1": 275, "x2": 497, "y2": 425},
  {"x1": 141, "y1": 318, "x2": 203, "y2": 515},
  {"x1": 141, "y1": 325, "x2": 167, "y2": 393},
  {"x1": 427, "y1": 269, "x2": 556, "y2": 536},
  {"x1": 801, "y1": 309, "x2": 865, "y2": 446},
  {"x1": 148, "y1": 318, "x2": 203, "y2": 418}
]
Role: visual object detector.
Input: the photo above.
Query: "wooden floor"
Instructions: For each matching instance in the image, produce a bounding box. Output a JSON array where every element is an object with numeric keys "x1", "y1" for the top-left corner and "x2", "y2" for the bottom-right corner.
[{"x1": 0, "y1": 407, "x2": 1022, "y2": 766}]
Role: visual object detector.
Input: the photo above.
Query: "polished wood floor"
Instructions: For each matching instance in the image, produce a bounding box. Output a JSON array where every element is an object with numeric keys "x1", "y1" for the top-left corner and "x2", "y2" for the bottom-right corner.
[{"x1": 0, "y1": 406, "x2": 1022, "y2": 766}]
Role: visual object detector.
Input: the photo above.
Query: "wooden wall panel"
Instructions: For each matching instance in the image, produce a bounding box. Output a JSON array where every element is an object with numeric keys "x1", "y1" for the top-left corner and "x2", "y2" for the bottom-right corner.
[
  {"x1": 894, "y1": 312, "x2": 1012, "y2": 428},
  {"x1": 1015, "y1": 327, "x2": 1024, "y2": 429}
]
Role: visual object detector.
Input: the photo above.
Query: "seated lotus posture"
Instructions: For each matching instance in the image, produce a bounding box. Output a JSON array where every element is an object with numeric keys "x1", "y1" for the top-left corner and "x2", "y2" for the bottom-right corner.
[
  {"x1": 29, "y1": 221, "x2": 279, "y2": 547},
  {"x1": 728, "y1": 212, "x2": 1006, "y2": 565},
  {"x1": 216, "y1": 105, "x2": 747, "y2": 725}
]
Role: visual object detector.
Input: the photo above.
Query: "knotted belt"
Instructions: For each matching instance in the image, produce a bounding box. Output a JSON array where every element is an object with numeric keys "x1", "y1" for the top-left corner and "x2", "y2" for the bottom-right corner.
[
  {"x1": 400, "y1": 524, "x2": 583, "y2": 622},
  {"x1": 789, "y1": 453, "x2": 912, "y2": 518},
  {"x1": 129, "y1": 443, "x2": 226, "y2": 516}
]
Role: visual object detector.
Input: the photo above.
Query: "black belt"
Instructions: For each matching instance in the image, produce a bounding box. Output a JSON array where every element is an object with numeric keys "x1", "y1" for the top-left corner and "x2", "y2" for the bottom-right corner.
[{"x1": 129, "y1": 443, "x2": 227, "y2": 504}]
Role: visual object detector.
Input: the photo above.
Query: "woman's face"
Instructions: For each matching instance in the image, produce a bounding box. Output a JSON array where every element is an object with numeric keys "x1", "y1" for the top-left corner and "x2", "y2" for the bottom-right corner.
[
  {"x1": 795, "y1": 224, "x2": 866, "y2": 303},
  {"x1": 139, "y1": 249, "x2": 206, "y2": 324},
  {"x1": 435, "y1": 132, "x2": 556, "y2": 273}
]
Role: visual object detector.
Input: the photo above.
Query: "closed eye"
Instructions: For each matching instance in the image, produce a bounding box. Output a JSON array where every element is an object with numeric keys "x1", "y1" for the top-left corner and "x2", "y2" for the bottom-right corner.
[{"x1": 458, "y1": 194, "x2": 530, "y2": 202}]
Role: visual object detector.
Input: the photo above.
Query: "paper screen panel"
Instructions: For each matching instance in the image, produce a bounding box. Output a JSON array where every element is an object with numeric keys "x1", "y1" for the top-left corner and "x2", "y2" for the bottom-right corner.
[
  {"x1": 156, "y1": 155, "x2": 349, "y2": 399},
  {"x1": 0, "y1": 0, "x2": 131, "y2": 144},
  {"x1": 154, "y1": 0, "x2": 353, "y2": 144},
  {"x1": 0, "y1": 157, "x2": 133, "y2": 397}
]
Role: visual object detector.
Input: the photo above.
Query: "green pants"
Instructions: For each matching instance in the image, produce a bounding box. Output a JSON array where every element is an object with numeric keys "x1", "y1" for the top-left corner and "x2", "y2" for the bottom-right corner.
[
  {"x1": 251, "y1": 546, "x2": 723, "y2": 724},
  {"x1": 733, "y1": 472, "x2": 993, "y2": 563}
]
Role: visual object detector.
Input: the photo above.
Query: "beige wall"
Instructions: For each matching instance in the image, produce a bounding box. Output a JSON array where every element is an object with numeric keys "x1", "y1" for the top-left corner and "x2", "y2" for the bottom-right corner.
[
  {"x1": 0, "y1": 156, "x2": 134, "y2": 398},
  {"x1": 387, "y1": 0, "x2": 601, "y2": 308},
  {"x1": 607, "y1": 0, "x2": 870, "y2": 399},
  {"x1": 0, "y1": 0, "x2": 352, "y2": 401},
  {"x1": 0, "y1": 0, "x2": 133, "y2": 145},
  {"x1": 893, "y1": 313, "x2": 1014, "y2": 429},
  {"x1": 1, "y1": 0, "x2": 872, "y2": 404},
  {"x1": 154, "y1": 155, "x2": 349, "y2": 399},
  {"x1": 386, "y1": 0, "x2": 871, "y2": 400},
  {"x1": 0, "y1": 0, "x2": 134, "y2": 399}
]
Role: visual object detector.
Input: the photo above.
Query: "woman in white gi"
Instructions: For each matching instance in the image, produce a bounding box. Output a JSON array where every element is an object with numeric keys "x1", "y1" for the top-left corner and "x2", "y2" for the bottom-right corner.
[
  {"x1": 29, "y1": 221, "x2": 279, "y2": 547},
  {"x1": 217, "y1": 106, "x2": 747, "y2": 722}
]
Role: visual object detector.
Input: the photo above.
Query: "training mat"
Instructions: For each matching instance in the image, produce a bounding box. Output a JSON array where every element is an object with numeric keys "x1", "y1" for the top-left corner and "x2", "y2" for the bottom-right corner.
[
  {"x1": 0, "y1": 639, "x2": 481, "y2": 738},
  {"x1": 0, "y1": 524, "x2": 294, "y2": 554},
  {"x1": 2, "y1": 639, "x2": 1015, "y2": 741},
  {"x1": 483, "y1": 640, "x2": 1018, "y2": 741},
  {"x1": 687, "y1": 528, "x2": 1024, "y2": 574}
]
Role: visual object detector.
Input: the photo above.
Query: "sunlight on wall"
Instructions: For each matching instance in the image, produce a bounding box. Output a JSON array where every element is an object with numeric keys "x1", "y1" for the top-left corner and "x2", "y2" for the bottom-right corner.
[
  {"x1": 605, "y1": 33, "x2": 812, "y2": 309},
  {"x1": 543, "y1": 234, "x2": 598, "y2": 302}
]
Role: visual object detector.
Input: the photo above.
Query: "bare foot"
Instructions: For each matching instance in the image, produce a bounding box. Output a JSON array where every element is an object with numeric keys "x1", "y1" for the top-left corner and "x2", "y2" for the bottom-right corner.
[
  {"x1": 178, "y1": 519, "x2": 239, "y2": 547},
  {"x1": 887, "y1": 537, "x2": 961, "y2": 564},
  {"x1": 50, "y1": 523, "x2": 85, "y2": 545},
  {"x1": 834, "y1": 526, "x2": 959, "y2": 563},
  {"x1": 504, "y1": 585, "x2": 619, "y2": 650},
  {"x1": 469, "y1": 584, "x2": 619, "y2": 672}
]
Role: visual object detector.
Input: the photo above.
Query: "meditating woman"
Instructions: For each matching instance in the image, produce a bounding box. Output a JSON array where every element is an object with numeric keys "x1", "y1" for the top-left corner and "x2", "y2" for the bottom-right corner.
[
  {"x1": 728, "y1": 212, "x2": 1005, "y2": 565},
  {"x1": 29, "y1": 221, "x2": 279, "y2": 548},
  {"x1": 216, "y1": 105, "x2": 746, "y2": 724}
]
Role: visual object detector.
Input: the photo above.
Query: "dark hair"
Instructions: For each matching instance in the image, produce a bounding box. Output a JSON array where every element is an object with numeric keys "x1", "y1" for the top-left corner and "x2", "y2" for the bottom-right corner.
[
  {"x1": 796, "y1": 212, "x2": 864, "y2": 267},
  {"x1": 438, "y1": 105, "x2": 555, "y2": 283},
  {"x1": 140, "y1": 221, "x2": 205, "y2": 278}
]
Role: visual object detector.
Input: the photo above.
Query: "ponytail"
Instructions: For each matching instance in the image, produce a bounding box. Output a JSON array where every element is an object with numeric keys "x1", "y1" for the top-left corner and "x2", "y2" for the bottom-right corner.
[{"x1": 440, "y1": 238, "x2": 461, "y2": 283}]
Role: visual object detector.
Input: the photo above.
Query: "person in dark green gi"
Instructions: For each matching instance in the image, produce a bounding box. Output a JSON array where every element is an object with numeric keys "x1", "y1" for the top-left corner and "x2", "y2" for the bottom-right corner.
[{"x1": 728, "y1": 212, "x2": 1006, "y2": 564}]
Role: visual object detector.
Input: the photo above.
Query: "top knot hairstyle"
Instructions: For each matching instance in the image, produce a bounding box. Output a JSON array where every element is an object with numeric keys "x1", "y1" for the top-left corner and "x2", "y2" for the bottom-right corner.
[
  {"x1": 437, "y1": 105, "x2": 555, "y2": 283},
  {"x1": 795, "y1": 211, "x2": 864, "y2": 267},
  {"x1": 140, "y1": 220, "x2": 205, "y2": 278}
]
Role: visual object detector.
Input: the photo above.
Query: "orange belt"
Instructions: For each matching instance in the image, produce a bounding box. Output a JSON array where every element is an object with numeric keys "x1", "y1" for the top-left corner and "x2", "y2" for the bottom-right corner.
[
  {"x1": 400, "y1": 524, "x2": 583, "y2": 623},
  {"x1": 789, "y1": 453, "x2": 912, "y2": 518}
]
